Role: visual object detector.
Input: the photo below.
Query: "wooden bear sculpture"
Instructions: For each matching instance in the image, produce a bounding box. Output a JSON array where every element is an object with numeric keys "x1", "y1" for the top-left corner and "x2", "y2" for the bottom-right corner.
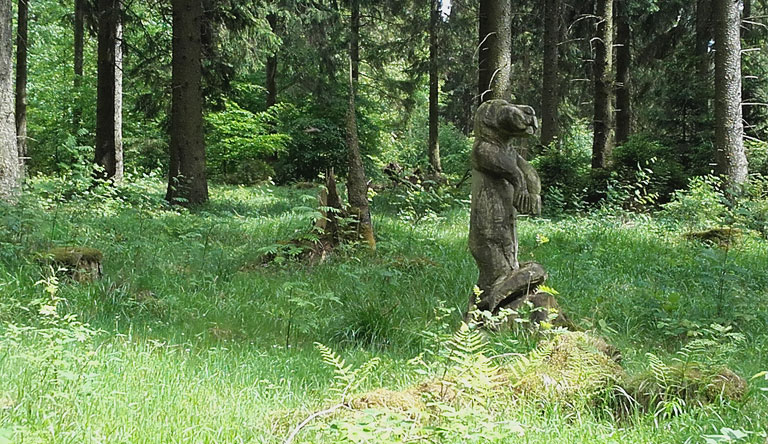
[{"x1": 468, "y1": 100, "x2": 544, "y2": 314}]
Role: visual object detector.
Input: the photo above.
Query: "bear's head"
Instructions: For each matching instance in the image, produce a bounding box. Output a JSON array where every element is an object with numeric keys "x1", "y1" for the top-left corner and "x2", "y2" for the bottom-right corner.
[{"x1": 474, "y1": 100, "x2": 537, "y2": 143}]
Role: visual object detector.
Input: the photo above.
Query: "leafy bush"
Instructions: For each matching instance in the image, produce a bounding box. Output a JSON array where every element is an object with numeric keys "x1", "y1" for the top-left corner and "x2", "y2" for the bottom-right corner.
[
  {"x1": 613, "y1": 135, "x2": 687, "y2": 201},
  {"x1": 205, "y1": 101, "x2": 289, "y2": 184},
  {"x1": 660, "y1": 175, "x2": 728, "y2": 228},
  {"x1": 746, "y1": 140, "x2": 768, "y2": 175},
  {"x1": 531, "y1": 121, "x2": 592, "y2": 213},
  {"x1": 272, "y1": 103, "x2": 349, "y2": 183}
]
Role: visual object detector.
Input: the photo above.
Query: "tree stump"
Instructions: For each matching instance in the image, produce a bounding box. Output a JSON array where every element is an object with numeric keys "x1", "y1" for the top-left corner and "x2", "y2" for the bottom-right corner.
[{"x1": 43, "y1": 247, "x2": 103, "y2": 282}]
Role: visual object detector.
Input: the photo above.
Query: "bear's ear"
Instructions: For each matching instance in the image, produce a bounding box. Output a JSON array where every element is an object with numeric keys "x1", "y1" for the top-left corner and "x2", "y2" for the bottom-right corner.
[{"x1": 480, "y1": 102, "x2": 506, "y2": 129}]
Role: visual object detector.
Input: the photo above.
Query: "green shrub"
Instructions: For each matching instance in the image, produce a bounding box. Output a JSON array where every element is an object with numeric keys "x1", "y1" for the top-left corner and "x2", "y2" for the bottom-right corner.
[
  {"x1": 205, "y1": 101, "x2": 289, "y2": 185},
  {"x1": 613, "y1": 135, "x2": 687, "y2": 201},
  {"x1": 272, "y1": 103, "x2": 349, "y2": 183},
  {"x1": 531, "y1": 121, "x2": 592, "y2": 213},
  {"x1": 660, "y1": 175, "x2": 728, "y2": 228}
]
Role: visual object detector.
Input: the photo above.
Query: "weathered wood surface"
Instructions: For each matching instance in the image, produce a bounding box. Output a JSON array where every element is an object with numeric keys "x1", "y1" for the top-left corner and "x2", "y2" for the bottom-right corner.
[{"x1": 468, "y1": 100, "x2": 544, "y2": 315}]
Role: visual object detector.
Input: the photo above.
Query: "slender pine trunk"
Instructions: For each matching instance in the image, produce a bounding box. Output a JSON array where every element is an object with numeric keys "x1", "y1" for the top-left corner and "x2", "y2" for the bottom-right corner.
[
  {"x1": 714, "y1": 0, "x2": 747, "y2": 186},
  {"x1": 15, "y1": 0, "x2": 28, "y2": 177},
  {"x1": 345, "y1": 0, "x2": 374, "y2": 248},
  {"x1": 615, "y1": 0, "x2": 631, "y2": 145},
  {"x1": 0, "y1": 0, "x2": 18, "y2": 199},
  {"x1": 166, "y1": 0, "x2": 208, "y2": 205},
  {"x1": 592, "y1": 0, "x2": 614, "y2": 169},
  {"x1": 94, "y1": 0, "x2": 123, "y2": 181},
  {"x1": 74, "y1": 0, "x2": 84, "y2": 129},
  {"x1": 478, "y1": 0, "x2": 511, "y2": 103},
  {"x1": 428, "y1": 0, "x2": 442, "y2": 174},
  {"x1": 541, "y1": 0, "x2": 561, "y2": 147}
]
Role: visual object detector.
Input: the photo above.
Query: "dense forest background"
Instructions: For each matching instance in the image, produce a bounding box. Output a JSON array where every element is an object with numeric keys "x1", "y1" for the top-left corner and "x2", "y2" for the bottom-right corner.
[
  {"x1": 1, "y1": 1, "x2": 768, "y2": 443},
  {"x1": 9, "y1": 0, "x2": 768, "y2": 215}
]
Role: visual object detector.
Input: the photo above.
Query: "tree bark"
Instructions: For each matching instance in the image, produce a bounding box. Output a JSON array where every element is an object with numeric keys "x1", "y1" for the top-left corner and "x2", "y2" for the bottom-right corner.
[
  {"x1": 15, "y1": 0, "x2": 27, "y2": 177},
  {"x1": 266, "y1": 13, "x2": 278, "y2": 108},
  {"x1": 714, "y1": 0, "x2": 748, "y2": 186},
  {"x1": 478, "y1": 0, "x2": 511, "y2": 103},
  {"x1": 345, "y1": 0, "x2": 374, "y2": 249},
  {"x1": 95, "y1": 0, "x2": 123, "y2": 181},
  {"x1": 74, "y1": 0, "x2": 84, "y2": 128},
  {"x1": 0, "y1": 0, "x2": 18, "y2": 199},
  {"x1": 540, "y1": 0, "x2": 561, "y2": 147},
  {"x1": 592, "y1": 0, "x2": 614, "y2": 169},
  {"x1": 428, "y1": 0, "x2": 442, "y2": 174},
  {"x1": 615, "y1": 0, "x2": 631, "y2": 145},
  {"x1": 166, "y1": 0, "x2": 208, "y2": 205}
]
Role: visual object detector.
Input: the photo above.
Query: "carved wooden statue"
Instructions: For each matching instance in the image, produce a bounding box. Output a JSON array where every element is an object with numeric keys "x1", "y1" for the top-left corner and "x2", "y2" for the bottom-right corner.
[{"x1": 468, "y1": 99, "x2": 547, "y2": 316}]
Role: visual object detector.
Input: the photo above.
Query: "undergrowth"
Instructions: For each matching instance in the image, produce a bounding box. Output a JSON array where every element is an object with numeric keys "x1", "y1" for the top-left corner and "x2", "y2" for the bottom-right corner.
[{"x1": 0, "y1": 176, "x2": 766, "y2": 443}]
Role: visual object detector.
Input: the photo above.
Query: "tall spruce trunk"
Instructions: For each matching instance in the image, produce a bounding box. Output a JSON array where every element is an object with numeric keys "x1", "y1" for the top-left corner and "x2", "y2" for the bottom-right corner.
[
  {"x1": 94, "y1": 0, "x2": 123, "y2": 181},
  {"x1": 428, "y1": 0, "x2": 442, "y2": 174},
  {"x1": 266, "y1": 13, "x2": 278, "y2": 108},
  {"x1": 74, "y1": 0, "x2": 84, "y2": 128},
  {"x1": 615, "y1": 0, "x2": 631, "y2": 145},
  {"x1": 166, "y1": 0, "x2": 208, "y2": 205},
  {"x1": 478, "y1": 0, "x2": 511, "y2": 103},
  {"x1": 345, "y1": 0, "x2": 374, "y2": 248},
  {"x1": 15, "y1": 0, "x2": 27, "y2": 176},
  {"x1": 0, "y1": 0, "x2": 18, "y2": 199},
  {"x1": 714, "y1": 0, "x2": 748, "y2": 186},
  {"x1": 541, "y1": 0, "x2": 561, "y2": 147},
  {"x1": 592, "y1": 0, "x2": 614, "y2": 169}
]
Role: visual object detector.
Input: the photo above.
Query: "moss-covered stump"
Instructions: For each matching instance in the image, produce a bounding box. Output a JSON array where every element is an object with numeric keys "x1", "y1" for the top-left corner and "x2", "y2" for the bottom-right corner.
[
  {"x1": 509, "y1": 332, "x2": 624, "y2": 406},
  {"x1": 684, "y1": 227, "x2": 742, "y2": 247},
  {"x1": 624, "y1": 363, "x2": 747, "y2": 411},
  {"x1": 42, "y1": 246, "x2": 103, "y2": 282}
]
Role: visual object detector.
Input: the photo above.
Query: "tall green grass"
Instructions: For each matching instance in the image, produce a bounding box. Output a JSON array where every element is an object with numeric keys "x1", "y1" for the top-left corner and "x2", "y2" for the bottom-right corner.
[{"x1": 0, "y1": 178, "x2": 766, "y2": 443}]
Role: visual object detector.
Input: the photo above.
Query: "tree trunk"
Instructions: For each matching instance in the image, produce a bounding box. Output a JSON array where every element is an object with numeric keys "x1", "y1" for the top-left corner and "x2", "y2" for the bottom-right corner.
[
  {"x1": 0, "y1": 0, "x2": 18, "y2": 199},
  {"x1": 615, "y1": 0, "x2": 631, "y2": 145},
  {"x1": 592, "y1": 0, "x2": 614, "y2": 169},
  {"x1": 166, "y1": 0, "x2": 208, "y2": 205},
  {"x1": 540, "y1": 0, "x2": 561, "y2": 147},
  {"x1": 95, "y1": 0, "x2": 123, "y2": 181},
  {"x1": 15, "y1": 0, "x2": 27, "y2": 177},
  {"x1": 696, "y1": 0, "x2": 714, "y2": 79},
  {"x1": 266, "y1": 13, "x2": 278, "y2": 108},
  {"x1": 428, "y1": 0, "x2": 442, "y2": 174},
  {"x1": 478, "y1": 0, "x2": 511, "y2": 103},
  {"x1": 345, "y1": 0, "x2": 374, "y2": 249},
  {"x1": 714, "y1": 0, "x2": 748, "y2": 186},
  {"x1": 74, "y1": 0, "x2": 84, "y2": 129}
]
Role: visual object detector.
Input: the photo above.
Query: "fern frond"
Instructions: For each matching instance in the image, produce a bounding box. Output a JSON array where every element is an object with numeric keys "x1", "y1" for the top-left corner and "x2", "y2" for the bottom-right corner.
[{"x1": 314, "y1": 342, "x2": 380, "y2": 403}]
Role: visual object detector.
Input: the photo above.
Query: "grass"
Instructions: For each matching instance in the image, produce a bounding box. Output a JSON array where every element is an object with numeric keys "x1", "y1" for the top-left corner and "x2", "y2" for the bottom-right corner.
[{"x1": 0, "y1": 176, "x2": 767, "y2": 443}]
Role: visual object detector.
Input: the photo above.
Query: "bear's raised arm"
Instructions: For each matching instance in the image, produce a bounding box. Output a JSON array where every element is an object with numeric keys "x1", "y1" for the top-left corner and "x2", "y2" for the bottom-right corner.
[{"x1": 471, "y1": 141, "x2": 526, "y2": 192}]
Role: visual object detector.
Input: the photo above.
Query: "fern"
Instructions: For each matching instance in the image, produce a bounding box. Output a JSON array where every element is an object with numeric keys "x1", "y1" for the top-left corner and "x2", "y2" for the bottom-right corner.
[
  {"x1": 442, "y1": 323, "x2": 504, "y2": 405},
  {"x1": 314, "y1": 342, "x2": 380, "y2": 403}
]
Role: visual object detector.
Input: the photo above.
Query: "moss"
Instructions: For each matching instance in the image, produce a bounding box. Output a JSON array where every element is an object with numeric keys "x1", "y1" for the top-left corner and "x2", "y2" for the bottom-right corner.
[
  {"x1": 45, "y1": 246, "x2": 103, "y2": 266},
  {"x1": 684, "y1": 227, "x2": 742, "y2": 247},
  {"x1": 509, "y1": 332, "x2": 625, "y2": 405},
  {"x1": 350, "y1": 389, "x2": 424, "y2": 412},
  {"x1": 625, "y1": 364, "x2": 747, "y2": 409}
]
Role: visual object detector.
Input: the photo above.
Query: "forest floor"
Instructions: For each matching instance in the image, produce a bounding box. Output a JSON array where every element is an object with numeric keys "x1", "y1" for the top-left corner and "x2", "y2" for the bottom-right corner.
[{"x1": 0, "y1": 176, "x2": 767, "y2": 443}]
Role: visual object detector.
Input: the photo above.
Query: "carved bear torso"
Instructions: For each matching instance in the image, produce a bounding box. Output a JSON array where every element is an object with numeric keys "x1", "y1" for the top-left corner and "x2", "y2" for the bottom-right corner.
[{"x1": 468, "y1": 100, "x2": 541, "y2": 309}]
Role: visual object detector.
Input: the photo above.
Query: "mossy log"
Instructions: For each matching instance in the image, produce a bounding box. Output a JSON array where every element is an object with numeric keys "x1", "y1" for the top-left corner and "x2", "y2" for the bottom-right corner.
[
  {"x1": 42, "y1": 246, "x2": 103, "y2": 282},
  {"x1": 684, "y1": 227, "x2": 742, "y2": 247}
]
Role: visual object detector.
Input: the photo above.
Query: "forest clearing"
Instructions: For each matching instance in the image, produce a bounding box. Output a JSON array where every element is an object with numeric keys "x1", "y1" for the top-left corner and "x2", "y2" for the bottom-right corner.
[{"x1": 0, "y1": 0, "x2": 768, "y2": 442}]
